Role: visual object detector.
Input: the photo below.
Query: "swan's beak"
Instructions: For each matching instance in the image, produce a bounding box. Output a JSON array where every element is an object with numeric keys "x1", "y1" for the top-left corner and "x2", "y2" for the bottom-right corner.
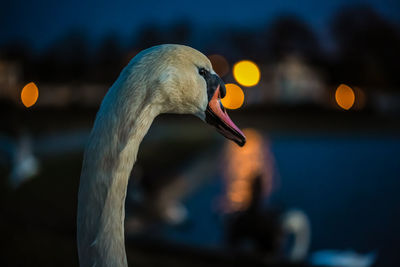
[{"x1": 205, "y1": 85, "x2": 246, "y2": 147}]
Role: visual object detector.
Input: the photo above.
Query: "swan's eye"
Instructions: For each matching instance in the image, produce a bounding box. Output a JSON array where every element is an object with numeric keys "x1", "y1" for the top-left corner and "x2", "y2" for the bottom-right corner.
[{"x1": 198, "y1": 68, "x2": 207, "y2": 77}]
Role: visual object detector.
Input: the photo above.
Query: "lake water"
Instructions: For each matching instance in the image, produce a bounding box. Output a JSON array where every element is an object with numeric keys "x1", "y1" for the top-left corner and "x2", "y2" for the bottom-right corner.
[{"x1": 160, "y1": 133, "x2": 400, "y2": 266}]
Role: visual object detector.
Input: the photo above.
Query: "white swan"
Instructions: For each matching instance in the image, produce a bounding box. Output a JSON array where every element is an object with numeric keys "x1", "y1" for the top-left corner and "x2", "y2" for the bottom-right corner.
[{"x1": 77, "y1": 44, "x2": 246, "y2": 267}]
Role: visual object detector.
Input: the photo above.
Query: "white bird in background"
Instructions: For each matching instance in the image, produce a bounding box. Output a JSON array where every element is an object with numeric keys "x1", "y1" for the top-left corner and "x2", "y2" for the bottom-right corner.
[
  {"x1": 0, "y1": 132, "x2": 39, "y2": 188},
  {"x1": 77, "y1": 44, "x2": 246, "y2": 267}
]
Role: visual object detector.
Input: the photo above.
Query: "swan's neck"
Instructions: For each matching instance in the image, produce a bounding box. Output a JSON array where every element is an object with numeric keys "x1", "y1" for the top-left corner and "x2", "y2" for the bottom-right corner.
[{"x1": 77, "y1": 82, "x2": 160, "y2": 267}]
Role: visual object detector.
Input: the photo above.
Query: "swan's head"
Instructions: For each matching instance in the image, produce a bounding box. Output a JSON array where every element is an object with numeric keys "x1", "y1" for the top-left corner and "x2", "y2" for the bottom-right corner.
[{"x1": 131, "y1": 44, "x2": 246, "y2": 146}]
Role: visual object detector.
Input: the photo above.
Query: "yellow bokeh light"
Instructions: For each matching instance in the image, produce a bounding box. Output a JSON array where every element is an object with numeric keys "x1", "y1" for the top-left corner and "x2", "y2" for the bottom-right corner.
[
  {"x1": 221, "y1": 83, "x2": 244, "y2": 110},
  {"x1": 21, "y1": 82, "x2": 39, "y2": 108},
  {"x1": 335, "y1": 84, "x2": 355, "y2": 110},
  {"x1": 233, "y1": 60, "x2": 261, "y2": 87}
]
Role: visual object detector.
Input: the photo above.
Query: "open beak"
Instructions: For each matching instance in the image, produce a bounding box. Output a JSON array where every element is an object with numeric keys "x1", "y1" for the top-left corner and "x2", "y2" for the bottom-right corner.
[{"x1": 205, "y1": 85, "x2": 246, "y2": 147}]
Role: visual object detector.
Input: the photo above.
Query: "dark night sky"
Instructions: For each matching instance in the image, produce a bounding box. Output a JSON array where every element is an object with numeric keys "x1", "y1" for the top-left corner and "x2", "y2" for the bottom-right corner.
[{"x1": 1, "y1": 0, "x2": 400, "y2": 50}]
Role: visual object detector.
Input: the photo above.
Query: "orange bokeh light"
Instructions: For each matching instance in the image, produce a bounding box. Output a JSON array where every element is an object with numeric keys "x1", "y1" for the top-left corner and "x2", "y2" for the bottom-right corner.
[
  {"x1": 335, "y1": 84, "x2": 355, "y2": 110},
  {"x1": 21, "y1": 82, "x2": 39, "y2": 108},
  {"x1": 208, "y1": 54, "x2": 229, "y2": 77},
  {"x1": 221, "y1": 83, "x2": 244, "y2": 110}
]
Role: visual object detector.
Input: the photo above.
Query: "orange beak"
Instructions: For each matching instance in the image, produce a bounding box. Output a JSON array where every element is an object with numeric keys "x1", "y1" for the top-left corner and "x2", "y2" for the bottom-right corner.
[{"x1": 205, "y1": 85, "x2": 246, "y2": 147}]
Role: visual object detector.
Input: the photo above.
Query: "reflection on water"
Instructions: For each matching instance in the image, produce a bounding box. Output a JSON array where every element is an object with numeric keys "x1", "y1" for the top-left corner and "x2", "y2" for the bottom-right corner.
[
  {"x1": 160, "y1": 132, "x2": 400, "y2": 265},
  {"x1": 222, "y1": 128, "x2": 275, "y2": 212}
]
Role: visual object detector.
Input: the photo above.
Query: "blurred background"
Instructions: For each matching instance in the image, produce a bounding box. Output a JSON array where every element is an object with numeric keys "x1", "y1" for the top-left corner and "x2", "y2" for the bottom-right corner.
[{"x1": 1, "y1": 0, "x2": 400, "y2": 266}]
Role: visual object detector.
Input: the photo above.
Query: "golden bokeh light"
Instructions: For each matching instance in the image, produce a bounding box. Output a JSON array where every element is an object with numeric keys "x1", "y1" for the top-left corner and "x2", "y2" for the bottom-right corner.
[
  {"x1": 221, "y1": 83, "x2": 244, "y2": 110},
  {"x1": 233, "y1": 60, "x2": 261, "y2": 87},
  {"x1": 335, "y1": 84, "x2": 355, "y2": 110},
  {"x1": 21, "y1": 82, "x2": 39, "y2": 108},
  {"x1": 208, "y1": 54, "x2": 229, "y2": 77}
]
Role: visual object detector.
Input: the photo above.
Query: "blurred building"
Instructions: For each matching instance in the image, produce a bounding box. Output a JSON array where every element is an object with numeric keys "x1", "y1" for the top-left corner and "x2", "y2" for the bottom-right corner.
[
  {"x1": 0, "y1": 59, "x2": 108, "y2": 108},
  {"x1": 269, "y1": 55, "x2": 326, "y2": 105},
  {"x1": 0, "y1": 60, "x2": 21, "y2": 101},
  {"x1": 243, "y1": 55, "x2": 327, "y2": 107}
]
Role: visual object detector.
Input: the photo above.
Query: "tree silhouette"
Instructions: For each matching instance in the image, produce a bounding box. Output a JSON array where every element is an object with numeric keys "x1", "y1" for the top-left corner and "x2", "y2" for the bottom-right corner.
[
  {"x1": 135, "y1": 24, "x2": 165, "y2": 51},
  {"x1": 331, "y1": 6, "x2": 400, "y2": 90},
  {"x1": 264, "y1": 15, "x2": 322, "y2": 63},
  {"x1": 0, "y1": 40, "x2": 34, "y2": 82},
  {"x1": 37, "y1": 29, "x2": 89, "y2": 83},
  {"x1": 92, "y1": 34, "x2": 124, "y2": 84},
  {"x1": 228, "y1": 29, "x2": 259, "y2": 61},
  {"x1": 167, "y1": 20, "x2": 192, "y2": 45}
]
